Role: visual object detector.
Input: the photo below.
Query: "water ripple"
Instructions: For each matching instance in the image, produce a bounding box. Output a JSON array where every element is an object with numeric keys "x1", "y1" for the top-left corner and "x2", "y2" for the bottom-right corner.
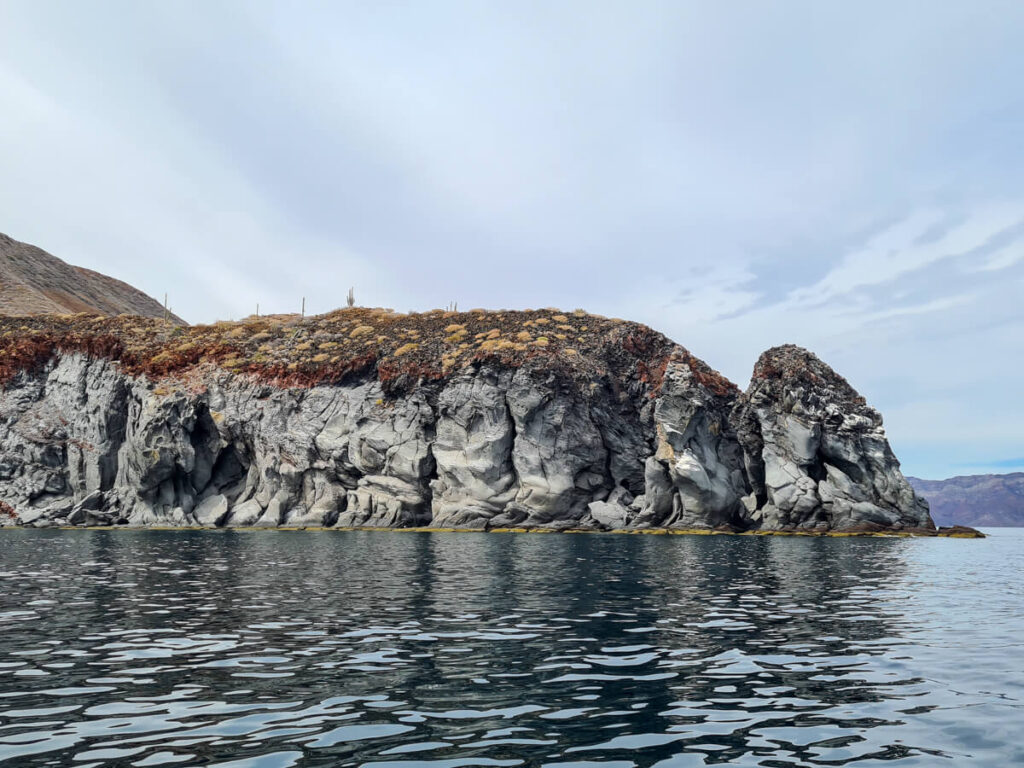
[{"x1": 0, "y1": 529, "x2": 1020, "y2": 766}]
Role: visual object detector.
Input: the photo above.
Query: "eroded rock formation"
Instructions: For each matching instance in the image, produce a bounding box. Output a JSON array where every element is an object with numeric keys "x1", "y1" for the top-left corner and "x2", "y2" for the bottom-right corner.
[
  {"x1": 732, "y1": 346, "x2": 932, "y2": 532},
  {"x1": 0, "y1": 309, "x2": 937, "y2": 533}
]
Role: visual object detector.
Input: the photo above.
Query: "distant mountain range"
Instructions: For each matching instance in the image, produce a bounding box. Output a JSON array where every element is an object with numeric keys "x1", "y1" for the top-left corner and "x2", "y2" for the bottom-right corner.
[
  {"x1": 909, "y1": 473, "x2": 1024, "y2": 527},
  {"x1": 0, "y1": 231, "x2": 184, "y2": 323}
]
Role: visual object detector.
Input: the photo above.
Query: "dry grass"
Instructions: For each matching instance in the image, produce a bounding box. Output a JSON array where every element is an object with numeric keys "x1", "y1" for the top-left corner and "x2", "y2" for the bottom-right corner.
[{"x1": 0, "y1": 306, "x2": 736, "y2": 398}]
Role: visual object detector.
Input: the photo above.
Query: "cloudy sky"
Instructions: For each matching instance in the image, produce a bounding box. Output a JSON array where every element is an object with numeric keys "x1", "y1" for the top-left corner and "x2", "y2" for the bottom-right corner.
[{"x1": 1, "y1": 1, "x2": 1022, "y2": 479}]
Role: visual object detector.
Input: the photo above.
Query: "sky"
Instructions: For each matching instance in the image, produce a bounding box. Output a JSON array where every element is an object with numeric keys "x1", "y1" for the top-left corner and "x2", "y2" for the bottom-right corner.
[{"x1": 1, "y1": 1, "x2": 1022, "y2": 479}]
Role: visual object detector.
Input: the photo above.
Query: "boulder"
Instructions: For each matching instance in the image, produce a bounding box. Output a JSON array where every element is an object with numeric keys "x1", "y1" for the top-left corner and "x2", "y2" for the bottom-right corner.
[{"x1": 193, "y1": 494, "x2": 229, "y2": 527}]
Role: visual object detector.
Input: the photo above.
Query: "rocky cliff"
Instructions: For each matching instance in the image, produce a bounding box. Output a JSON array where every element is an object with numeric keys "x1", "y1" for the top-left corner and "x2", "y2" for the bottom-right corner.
[
  {"x1": 0, "y1": 232, "x2": 184, "y2": 322},
  {"x1": 0, "y1": 308, "x2": 949, "y2": 534},
  {"x1": 909, "y1": 473, "x2": 1024, "y2": 527}
]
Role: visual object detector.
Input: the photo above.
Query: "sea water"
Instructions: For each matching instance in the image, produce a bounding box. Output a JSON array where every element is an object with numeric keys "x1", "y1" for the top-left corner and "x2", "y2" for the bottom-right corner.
[{"x1": 0, "y1": 528, "x2": 1020, "y2": 767}]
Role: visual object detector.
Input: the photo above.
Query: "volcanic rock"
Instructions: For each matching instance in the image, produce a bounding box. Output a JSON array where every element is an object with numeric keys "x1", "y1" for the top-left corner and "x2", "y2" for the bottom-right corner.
[{"x1": 0, "y1": 309, "x2": 935, "y2": 533}]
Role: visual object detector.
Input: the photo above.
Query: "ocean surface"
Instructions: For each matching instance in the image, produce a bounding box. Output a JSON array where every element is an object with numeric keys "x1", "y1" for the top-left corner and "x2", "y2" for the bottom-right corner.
[{"x1": 0, "y1": 529, "x2": 1020, "y2": 768}]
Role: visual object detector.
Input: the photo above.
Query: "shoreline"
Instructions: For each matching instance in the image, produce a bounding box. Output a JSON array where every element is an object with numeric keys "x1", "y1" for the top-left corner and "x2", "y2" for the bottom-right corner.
[{"x1": 0, "y1": 525, "x2": 986, "y2": 538}]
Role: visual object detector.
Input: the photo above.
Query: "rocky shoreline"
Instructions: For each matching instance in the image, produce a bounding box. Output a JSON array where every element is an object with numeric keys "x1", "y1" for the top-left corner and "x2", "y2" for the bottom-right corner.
[
  {"x1": 0, "y1": 308, "x2": 981, "y2": 537},
  {"x1": 2, "y1": 525, "x2": 985, "y2": 537}
]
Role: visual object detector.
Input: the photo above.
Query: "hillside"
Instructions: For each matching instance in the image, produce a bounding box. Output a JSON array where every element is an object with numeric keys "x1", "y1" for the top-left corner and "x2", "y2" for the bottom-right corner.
[
  {"x1": 0, "y1": 232, "x2": 184, "y2": 323},
  {"x1": 909, "y1": 473, "x2": 1024, "y2": 527}
]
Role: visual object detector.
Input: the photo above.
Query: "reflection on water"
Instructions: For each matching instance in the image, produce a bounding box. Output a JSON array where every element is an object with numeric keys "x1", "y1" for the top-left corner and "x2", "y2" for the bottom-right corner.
[{"x1": 0, "y1": 529, "x2": 1021, "y2": 767}]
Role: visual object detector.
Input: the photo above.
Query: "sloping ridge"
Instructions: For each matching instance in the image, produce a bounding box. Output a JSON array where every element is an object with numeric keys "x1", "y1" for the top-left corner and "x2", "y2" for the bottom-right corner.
[
  {"x1": 0, "y1": 232, "x2": 185, "y2": 323},
  {"x1": 909, "y1": 473, "x2": 1024, "y2": 527}
]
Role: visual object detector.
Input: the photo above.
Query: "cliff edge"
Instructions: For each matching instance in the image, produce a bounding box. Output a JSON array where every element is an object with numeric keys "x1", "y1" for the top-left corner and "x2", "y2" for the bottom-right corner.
[{"x1": 0, "y1": 308, "x2": 970, "y2": 535}]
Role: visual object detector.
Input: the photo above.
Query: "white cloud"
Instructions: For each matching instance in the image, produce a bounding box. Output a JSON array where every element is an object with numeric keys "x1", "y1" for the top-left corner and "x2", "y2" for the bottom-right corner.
[
  {"x1": 788, "y1": 204, "x2": 1024, "y2": 307},
  {"x1": 974, "y1": 242, "x2": 1024, "y2": 272}
]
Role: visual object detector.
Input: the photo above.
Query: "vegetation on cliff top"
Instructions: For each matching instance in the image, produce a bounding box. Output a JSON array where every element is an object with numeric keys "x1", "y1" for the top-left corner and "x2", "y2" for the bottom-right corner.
[
  {"x1": 0, "y1": 307, "x2": 736, "y2": 396},
  {"x1": 750, "y1": 343, "x2": 867, "y2": 407}
]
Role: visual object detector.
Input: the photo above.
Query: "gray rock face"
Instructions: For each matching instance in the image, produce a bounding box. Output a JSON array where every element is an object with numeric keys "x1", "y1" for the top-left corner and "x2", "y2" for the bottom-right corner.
[
  {"x1": 731, "y1": 345, "x2": 932, "y2": 532},
  {"x1": 0, "y1": 343, "x2": 934, "y2": 532}
]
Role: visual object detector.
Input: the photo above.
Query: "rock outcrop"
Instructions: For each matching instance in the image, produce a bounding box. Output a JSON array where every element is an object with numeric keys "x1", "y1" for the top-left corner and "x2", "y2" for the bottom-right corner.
[
  {"x1": 0, "y1": 309, "x2": 939, "y2": 533},
  {"x1": 731, "y1": 346, "x2": 933, "y2": 532}
]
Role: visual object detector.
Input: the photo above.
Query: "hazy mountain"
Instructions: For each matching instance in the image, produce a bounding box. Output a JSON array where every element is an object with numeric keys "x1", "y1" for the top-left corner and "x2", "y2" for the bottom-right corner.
[{"x1": 909, "y1": 473, "x2": 1024, "y2": 527}]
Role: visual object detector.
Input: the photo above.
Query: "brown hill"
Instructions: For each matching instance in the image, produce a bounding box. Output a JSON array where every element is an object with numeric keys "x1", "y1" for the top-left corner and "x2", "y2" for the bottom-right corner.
[{"x1": 0, "y1": 232, "x2": 184, "y2": 323}]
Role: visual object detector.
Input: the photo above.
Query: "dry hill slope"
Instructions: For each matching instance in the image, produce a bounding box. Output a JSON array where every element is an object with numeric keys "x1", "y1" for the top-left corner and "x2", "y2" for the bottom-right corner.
[{"x1": 0, "y1": 232, "x2": 184, "y2": 323}]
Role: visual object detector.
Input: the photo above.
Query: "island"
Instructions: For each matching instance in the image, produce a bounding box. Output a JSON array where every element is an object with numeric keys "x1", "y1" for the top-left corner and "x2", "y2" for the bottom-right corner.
[{"x1": 0, "y1": 307, "x2": 981, "y2": 536}]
